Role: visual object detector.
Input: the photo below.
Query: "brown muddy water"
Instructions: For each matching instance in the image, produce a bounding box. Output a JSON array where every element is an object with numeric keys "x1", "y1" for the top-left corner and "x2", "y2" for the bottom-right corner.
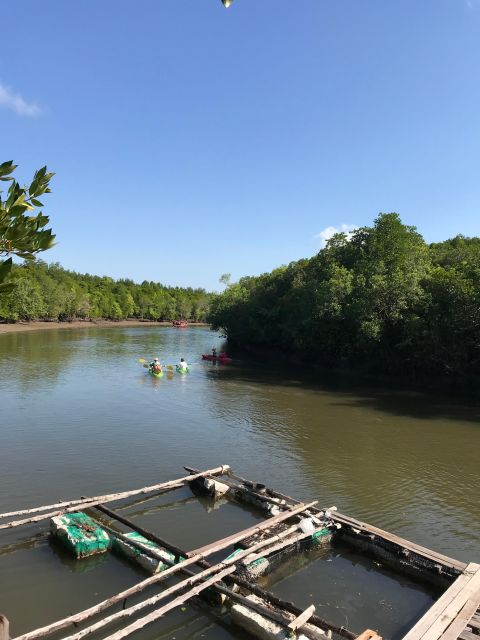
[{"x1": 0, "y1": 326, "x2": 479, "y2": 640}]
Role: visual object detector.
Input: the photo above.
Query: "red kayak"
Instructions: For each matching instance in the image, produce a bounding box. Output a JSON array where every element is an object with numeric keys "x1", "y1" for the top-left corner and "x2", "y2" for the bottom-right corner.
[{"x1": 202, "y1": 354, "x2": 232, "y2": 362}]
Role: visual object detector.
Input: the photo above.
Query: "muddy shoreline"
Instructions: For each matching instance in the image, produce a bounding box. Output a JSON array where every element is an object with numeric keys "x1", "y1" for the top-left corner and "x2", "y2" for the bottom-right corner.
[{"x1": 0, "y1": 320, "x2": 210, "y2": 334}]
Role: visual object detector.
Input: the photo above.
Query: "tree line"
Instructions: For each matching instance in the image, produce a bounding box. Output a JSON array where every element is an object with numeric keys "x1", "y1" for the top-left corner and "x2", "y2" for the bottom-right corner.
[
  {"x1": 208, "y1": 213, "x2": 480, "y2": 389},
  {"x1": 0, "y1": 260, "x2": 211, "y2": 322}
]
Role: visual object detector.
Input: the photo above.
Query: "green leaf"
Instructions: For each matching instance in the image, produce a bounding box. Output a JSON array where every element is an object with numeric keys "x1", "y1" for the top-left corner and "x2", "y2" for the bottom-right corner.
[
  {"x1": 0, "y1": 161, "x2": 16, "y2": 177},
  {"x1": 30, "y1": 198, "x2": 44, "y2": 207},
  {"x1": 0, "y1": 281, "x2": 15, "y2": 293},
  {"x1": 0, "y1": 257, "x2": 13, "y2": 282}
]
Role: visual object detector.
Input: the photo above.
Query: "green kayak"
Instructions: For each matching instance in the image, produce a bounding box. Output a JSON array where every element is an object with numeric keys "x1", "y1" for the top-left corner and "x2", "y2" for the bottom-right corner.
[{"x1": 149, "y1": 369, "x2": 164, "y2": 378}]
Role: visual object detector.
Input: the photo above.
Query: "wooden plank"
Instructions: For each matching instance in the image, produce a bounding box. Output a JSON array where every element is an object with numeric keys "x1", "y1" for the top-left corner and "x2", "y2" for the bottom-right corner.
[
  {"x1": 459, "y1": 632, "x2": 478, "y2": 640},
  {"x1": 421, "y1": 569, "x2": 480, "y2": 640},
  {"x1": 63, "y1": 566, "x2": 235, "y2": 640},
  {"x1": 332, "y1": 511, "x2": 466, "y2": 572},
  {"x1": 438, "y1": 586, "x2": 480, "y2": 640},
  {"x1": 97, "y1": 567, "x2": 237, "y2": 640},
  {"x1": 287, "y1": 605, "x2": 316, "y2": 631},
  {"x1": 0, "y1": 615, "x2": 9, "y2": 640},
  {"x1": 356, "y1": 630, "x2": 383, "y2": 640},
  {"x1": 187, "y1": 500, "x2": 317, "y2": 557},
  {"x1": 0, "y1": 466, "x2": 229, "y2": 530},
  {"x1": 401, "y1": 564, "x2": 480, "y2": 640},
  {"x1": 14, "y1": 553, "x2": 204, "y2": 640},
  {"x1": 59, "y1": 565, "x2": 236, "y2": 640}
]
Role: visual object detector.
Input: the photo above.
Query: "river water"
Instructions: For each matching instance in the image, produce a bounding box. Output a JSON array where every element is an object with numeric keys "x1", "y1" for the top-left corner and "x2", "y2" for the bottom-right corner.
[{"x1": 0, "y1": 326, "x2": 479, "y2": 640}]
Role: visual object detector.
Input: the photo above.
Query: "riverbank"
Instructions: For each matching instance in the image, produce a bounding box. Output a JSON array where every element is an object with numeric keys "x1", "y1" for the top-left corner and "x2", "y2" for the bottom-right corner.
[{"x1": 0, "y1": 320, "x2": 209, "y2": 335}]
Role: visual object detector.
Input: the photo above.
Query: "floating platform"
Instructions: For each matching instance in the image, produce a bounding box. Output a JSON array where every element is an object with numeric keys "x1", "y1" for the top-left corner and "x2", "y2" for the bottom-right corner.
[
  {"x1": 1, "y1": 464, "x2": 479, "y2": 640},
  {"x1": 112, "y1": 531, "x2": 182, "y2": 574},
  {"x1": 50, "y1": 512, "x2": 110, "y2": 558}
]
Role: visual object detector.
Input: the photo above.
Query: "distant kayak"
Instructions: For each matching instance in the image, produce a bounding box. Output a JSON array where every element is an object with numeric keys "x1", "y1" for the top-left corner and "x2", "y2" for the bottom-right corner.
[
  {"x1": 176, "y1": 366, "x2": 189, "y2": 374},
  {"x1": 172, "y1": 320, "x2": 187, "y2": 328},
  {"x1": 202, "y1": 354, "x2": 232, "y2": 363}
]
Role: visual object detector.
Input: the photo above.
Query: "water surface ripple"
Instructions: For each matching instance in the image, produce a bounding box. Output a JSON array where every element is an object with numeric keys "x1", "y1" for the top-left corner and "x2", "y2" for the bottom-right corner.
[{"x1": 0, "y1": 327, "x2": 479, "y2": 639}]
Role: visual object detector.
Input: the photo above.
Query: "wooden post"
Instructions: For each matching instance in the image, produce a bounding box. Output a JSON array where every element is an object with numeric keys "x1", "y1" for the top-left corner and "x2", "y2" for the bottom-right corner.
[{"x1": 0, "y1": 615, "x2": 10, "y2": 640}]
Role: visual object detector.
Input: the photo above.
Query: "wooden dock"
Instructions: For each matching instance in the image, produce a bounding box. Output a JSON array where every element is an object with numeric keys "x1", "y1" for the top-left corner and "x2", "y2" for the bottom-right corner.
[
  {"x1": 401, "y1": 563, "x2": 480, "y2": 640},
  {"x1": 0, "y1": 464, "x2": 478, "y2": 640}
]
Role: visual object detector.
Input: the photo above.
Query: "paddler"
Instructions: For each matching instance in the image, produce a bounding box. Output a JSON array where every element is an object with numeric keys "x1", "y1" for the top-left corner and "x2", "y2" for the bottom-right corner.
[
  {"x1": 212, "y1": 347, "x2": 218, "y2": 357},
  {"x1": 149, "y1": 357, "x2": 162, "y2": 373},
  {"x1": 178, "y1": 357, "x2": 189, "y2": 371}
]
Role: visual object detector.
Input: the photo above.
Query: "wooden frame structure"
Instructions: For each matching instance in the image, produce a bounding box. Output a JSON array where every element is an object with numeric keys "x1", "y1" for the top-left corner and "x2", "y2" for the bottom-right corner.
[{"x1": 0, "y1": 464, "x2": 478, "y2": 640}]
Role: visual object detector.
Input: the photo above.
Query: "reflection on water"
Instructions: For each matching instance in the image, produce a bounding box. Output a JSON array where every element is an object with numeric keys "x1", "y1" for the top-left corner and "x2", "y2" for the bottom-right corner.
[{"x1": 1, "y1": 326, "x2": 479, "y2": 638}]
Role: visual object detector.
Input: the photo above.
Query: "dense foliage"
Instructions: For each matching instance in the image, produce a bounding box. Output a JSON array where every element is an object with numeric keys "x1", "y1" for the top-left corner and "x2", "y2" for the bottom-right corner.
[
  {"x1": 0, "y1": 261, "x2": 210, "y2": 322},
  {"x1": 0, "y1": 161, "x2": 55, "y2": 293},
  {"x1": 209, "y1": 214, "x2": 480, "y2": 386}
]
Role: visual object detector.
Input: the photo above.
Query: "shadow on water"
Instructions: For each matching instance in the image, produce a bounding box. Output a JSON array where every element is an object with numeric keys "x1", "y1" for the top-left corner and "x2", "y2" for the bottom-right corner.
[{"x1": 210, "y1": 354, "x2": 480, "y2": 424}]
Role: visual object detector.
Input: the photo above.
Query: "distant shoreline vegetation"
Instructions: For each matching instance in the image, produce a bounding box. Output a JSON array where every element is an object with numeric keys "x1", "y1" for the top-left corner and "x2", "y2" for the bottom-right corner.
[
  {"x1": 208, "y1": 213, "x2": 480, "y2": 390},
  {"x1": 0, "y1": 261, "x2": 211, "y2": 323}
]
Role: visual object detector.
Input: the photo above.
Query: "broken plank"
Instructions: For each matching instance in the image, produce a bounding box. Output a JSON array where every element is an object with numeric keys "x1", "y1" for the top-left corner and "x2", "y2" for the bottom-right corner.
[
  {"x1": 287, "y1": 605, "x2": 316, "y2": 631},
  {"x1": 0, "y1": 615, "x2": 9, "y2": 640},
  {"x1": 356, "y1": 631, "x2": 383, "y2": 640}
]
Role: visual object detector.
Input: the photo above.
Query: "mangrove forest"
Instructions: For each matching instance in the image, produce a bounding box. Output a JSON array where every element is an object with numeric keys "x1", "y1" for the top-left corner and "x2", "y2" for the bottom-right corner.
[
  {"x1": 0, "y1": 261, "x2": 211, "y2": 322},
  {"x1": 208, "y1": 213, "x2": 480, "y2": 388}
]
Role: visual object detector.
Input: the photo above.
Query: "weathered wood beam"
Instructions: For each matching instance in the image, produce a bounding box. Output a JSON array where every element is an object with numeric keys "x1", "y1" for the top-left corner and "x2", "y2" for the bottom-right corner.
[
  {"x1": 82, "y1": 567, "x2": 235, "y2": 640},
  {"x1": 59, "y1": 565, "x2": 236, "y2": 640},
  {"x1": 187, "y1": 500, "x2": 317, "y2": 557},
  {"x1": 93, "y1": 505, "x2": 356, "y2": 639},
  {"x1": 0, "y1": 466, "x2": 229, "y2": 529}
]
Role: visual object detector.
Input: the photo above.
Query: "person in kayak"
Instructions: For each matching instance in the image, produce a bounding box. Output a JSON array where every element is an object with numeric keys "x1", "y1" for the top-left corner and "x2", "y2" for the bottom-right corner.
[
  {"x1": 178, "y1": 358, "x2": 188, "y2": 371},
  {"x1": 149, "y1": 358, "x2": 162, "y2": 373},
  {"x1": 212, "y1": 347, "x2": 217, "y2": 357}
]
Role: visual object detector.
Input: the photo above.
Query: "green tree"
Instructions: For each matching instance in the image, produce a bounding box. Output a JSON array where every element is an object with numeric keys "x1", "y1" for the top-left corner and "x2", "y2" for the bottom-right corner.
[{"x1": 0, "y1": 161, "x2": 56, "y2": 292}]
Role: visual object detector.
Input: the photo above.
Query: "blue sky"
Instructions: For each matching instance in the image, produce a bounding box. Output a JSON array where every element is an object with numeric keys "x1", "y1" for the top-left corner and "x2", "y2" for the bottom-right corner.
[{"x1": 1, "y1": 0, "x2": 479, "y2": 290}]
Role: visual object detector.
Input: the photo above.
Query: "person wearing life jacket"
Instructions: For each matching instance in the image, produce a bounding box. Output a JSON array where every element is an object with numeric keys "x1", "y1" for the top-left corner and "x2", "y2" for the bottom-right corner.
[
  {"x1": 178, "y1": 358, "x2": 188, "y2": 371},
  {"x1": 150, "y1": 357, "x2": 162, "y2": 373},
  {"x1": 212, "y1": 347, "x2": 218, "y2": 357}
]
